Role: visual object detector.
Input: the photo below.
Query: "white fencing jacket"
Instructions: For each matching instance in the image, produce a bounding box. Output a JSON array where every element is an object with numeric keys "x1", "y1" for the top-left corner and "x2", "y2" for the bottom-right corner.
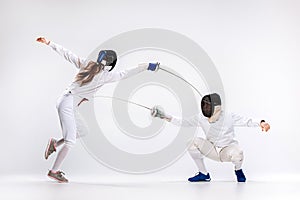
[
  {"x1": 171, "y1": 111, "x2": 260, "y2": 147},
  {"x1": 49, "y1": 42, "x2": 148, "y2": 99}
]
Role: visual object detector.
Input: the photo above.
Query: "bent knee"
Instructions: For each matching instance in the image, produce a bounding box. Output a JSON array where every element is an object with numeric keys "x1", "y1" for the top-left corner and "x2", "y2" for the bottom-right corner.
[
  {"x1": 64, "y1": 140, "x2": 76, "y2": 147},
  {"x1": 231, "y1": 150, "x2": 244, "y2": 162}
]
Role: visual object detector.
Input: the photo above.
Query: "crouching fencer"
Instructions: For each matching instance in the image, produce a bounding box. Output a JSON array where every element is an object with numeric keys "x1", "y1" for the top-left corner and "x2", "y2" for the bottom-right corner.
[
  {"x1": 151, "y1": 93, "x2": 270, "y2": 182},
  {"x1": 37, "y1": 37, "x2": 160, "y2": 183}
]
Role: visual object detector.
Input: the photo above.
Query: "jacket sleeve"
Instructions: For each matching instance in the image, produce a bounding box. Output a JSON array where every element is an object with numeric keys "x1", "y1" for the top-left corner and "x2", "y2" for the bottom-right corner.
[
  {"x1": 101, "y1": 64, "x2": 148, "y2": 83},
  {"x1": 49, "y1": 41, "x2": 86, "y2": 69},
  {"x1": 170, "y1": 114, "x2": 204, "y2": 127},
  {"x1": 231, "y1": 112, "x2": 260, "y2": 127}
]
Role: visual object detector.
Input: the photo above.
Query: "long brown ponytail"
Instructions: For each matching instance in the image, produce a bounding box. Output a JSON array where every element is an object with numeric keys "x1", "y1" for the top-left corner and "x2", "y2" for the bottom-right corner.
[{"x1": 75, "y1": 61, "x2": 104, "y2": 86}]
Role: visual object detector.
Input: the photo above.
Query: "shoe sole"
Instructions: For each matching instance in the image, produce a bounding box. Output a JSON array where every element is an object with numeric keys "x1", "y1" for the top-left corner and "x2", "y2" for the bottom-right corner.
[
  {"x1": 44, "y1": 138, "x2": 55, "y2": 160},
  {"x1": 47, "y1": 174, "x2": 68, "y2": 183},
  {"x1": 188, "y1": 178, "x2": 211, "y2": 182}
]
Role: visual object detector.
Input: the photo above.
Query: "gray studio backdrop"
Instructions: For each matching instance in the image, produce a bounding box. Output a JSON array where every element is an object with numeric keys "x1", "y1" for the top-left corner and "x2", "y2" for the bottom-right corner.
[{"x1": 0, "y1": 0, "x2": 299, "y2": 181}]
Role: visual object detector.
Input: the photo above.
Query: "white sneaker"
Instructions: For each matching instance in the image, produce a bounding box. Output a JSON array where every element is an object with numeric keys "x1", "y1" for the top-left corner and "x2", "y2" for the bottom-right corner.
[
  {"x1": 47, "y1": 170, "x2": 68, "y2": 183},
  {"x1": 44, "y1": 138, "x2": 57, "y2": 160}
]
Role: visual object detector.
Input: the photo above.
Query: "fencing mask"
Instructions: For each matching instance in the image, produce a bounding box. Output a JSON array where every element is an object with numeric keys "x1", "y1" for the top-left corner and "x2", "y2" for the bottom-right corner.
[
  {"x1": 97, "y1": 50, "x2": 117, "y2": 71},
  {"x1": 201, "y1": 93, "x2": 222, "y2": 118}
]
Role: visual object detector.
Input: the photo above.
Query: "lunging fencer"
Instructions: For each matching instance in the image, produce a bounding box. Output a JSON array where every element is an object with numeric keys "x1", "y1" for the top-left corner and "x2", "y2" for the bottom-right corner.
[
  {"x1": 151, "y1": 93, "x2": 270, "y2": 182},
  {"x1": 36, "y1": 37, "x2": 159, "y2": 183}
]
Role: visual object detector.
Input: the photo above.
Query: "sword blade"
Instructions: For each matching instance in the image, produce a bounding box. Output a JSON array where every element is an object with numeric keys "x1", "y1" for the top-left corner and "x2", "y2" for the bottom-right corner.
[
  {"x1": 94, "y1": 95, "x2": 151, "y2": 110},
  {"x1": 159, "y1": 66, "x2": 203, "y2": 97}
]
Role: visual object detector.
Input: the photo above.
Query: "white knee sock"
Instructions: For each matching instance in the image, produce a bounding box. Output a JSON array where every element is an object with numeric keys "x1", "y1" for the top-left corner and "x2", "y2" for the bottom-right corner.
[
  {"x1": 188, "y1": 148, "x2": 208, "y2": 174},
  {"x1": 231, "y1": 152, "x2": 244, "y2": 170},
  {"x1": 51, "y1": 143, "x2": 72, "y2": 172},
  {"x1": 232, "y1": 157, "x2": 243, "y2": 170}
]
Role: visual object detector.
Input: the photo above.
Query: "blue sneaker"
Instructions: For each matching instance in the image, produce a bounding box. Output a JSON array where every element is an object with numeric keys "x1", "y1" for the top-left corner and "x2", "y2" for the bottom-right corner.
[
  {"x1": 188, "y1": 172, "x2": 211, "y2": 182},
  {"x1": 235, "y1": 169, "x2": 246, "y2": 182}
]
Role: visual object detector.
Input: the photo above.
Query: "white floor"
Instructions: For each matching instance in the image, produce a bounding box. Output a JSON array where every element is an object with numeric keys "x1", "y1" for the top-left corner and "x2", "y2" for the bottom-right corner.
[{"x1": 1, "y1": 176, "x2": 299, "y2": 200}]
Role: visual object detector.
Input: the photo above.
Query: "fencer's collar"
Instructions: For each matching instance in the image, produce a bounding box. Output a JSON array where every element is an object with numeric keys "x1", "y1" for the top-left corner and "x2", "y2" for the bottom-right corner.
[{"x1": 208, "y1": 106, "x2": 222, "y2": 123}]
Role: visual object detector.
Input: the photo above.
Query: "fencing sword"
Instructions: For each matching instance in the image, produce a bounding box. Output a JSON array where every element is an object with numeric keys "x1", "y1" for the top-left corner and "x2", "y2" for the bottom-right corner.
[
  {"x1": 94, "y1": 95, "x2": 164, "y2": 118},
  {"x1": 157, "y1": 64, "x2": 203, "y2": 98},
  {"x1": 94, "y1": 95, "x2": 151, "y2": 110}
]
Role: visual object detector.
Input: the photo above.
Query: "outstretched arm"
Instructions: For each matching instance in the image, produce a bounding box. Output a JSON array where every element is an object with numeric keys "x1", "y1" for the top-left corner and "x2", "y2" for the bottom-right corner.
[
  {"x1": 170, "y1": 115, "x2": 204, "y2": 127},
  {"x1": 36, "y1": 37, "x2": 86, "y2": 69},
  {"x1": 151, "y1": 106, "x2": 204, "y2": 127},
  {"x1": 102, "y1": 63, "x2": 159, "y2": 83},
  {"x1": 231, "y1": 113, "x2": 270, "y2": 132}
]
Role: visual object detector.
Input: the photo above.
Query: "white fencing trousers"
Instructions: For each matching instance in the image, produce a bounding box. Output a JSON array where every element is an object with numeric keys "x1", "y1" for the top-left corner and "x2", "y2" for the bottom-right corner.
[
  {"x1": 56, "y1": 92, "x2": 88, "y2": 145},
  {"x1": 56, "y1": 93, "x2": 77, "y2": 145},
  {"x1": 188, "y1": 137, "x2": 244, "y2": 172}
]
